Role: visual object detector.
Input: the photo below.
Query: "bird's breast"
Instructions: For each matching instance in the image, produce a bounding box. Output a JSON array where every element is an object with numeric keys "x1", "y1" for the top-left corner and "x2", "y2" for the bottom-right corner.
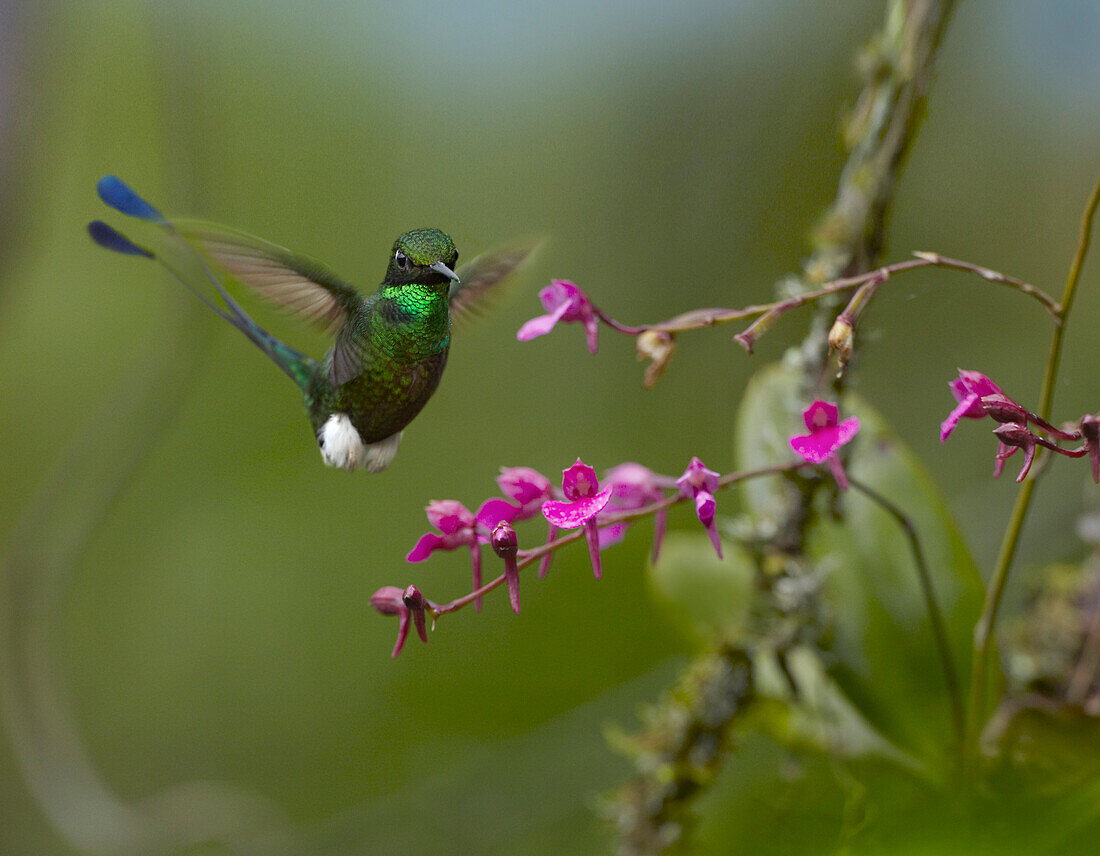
[{"x1": 335, "y1": 348, "x2": 449, "y2": 443}]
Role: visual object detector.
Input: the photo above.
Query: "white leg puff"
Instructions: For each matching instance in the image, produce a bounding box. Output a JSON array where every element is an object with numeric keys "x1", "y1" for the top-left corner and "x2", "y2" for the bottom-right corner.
[
  {"x1": 319, "y1": 413, "x2": 367, "y2": 472},
  {"x1": 363, "y1": 431, "x2": 402, "y2": 474},
  {"x1": 318, "y1": 413, "x2": 402, "y2": 473}
]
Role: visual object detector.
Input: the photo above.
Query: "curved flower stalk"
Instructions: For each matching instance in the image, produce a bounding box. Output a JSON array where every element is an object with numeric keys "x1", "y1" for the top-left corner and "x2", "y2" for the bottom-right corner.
[
  {"x1": 372, "y1": 458, "x2": 823, "y2": 657},
  {"x1": 516, "y1": 258, "x2": 1060, "y2": 386}
]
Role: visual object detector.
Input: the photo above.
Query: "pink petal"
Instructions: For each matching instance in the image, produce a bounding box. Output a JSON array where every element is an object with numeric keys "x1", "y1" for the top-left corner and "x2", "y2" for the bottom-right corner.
[
  {"x1": 676, "y1": 457, "x2": 720, "y2": 494},
  {"x1": 940, "y1": 394, "x2": 978, "y2": 442},
  {"x1": 470, "y1": 544, "x2": 483, "y2": 611},
  {"x1": 391, "y1": 611, "x2": 411, "y2": 658},
  {"x1": 993, "y1": 441, "x2": 1015, "y2": 478},
  {"x1": 605, "y1": 465, "x2": 664, "y2": 511},
  {"x1": 695, "y1": 491, "x2": 716, "y2": 525},
  {"x1": 835, "y1": 416, "x2": 860, "y2": 448},
  {"x1": 789, "y1": 432, "x2": 831, "y2": 464},
  {"x1": 827, "y1": 455, "x2": 850, "y2": 491},
  {"x1": 498, "y1": 467, "x2": 553, "y2": 508},
  {"x1": 702, "y1": 517, "x2": 724, "y2": 559},
  {"x1": 651, "y1": 508, "x2": 668, "y2": 565},
  {"x1": 541, "y1": 487, "x2": 613, "y2": 528},
  {"x1": 407, "y1": 532, "x2": 446, "y2": 562},
  {"x1": 410, "y1": 610, "x2": 427, "y2": 643},
  {"x1": 1015, "y1": 445, "x2": 1037, "y2": 483},
  {"x1": 949, "y1": 378, "x2": 985, "y2": 417},
  {"x1": 561, "y1": 459, "x2": 600, "y2": 500},
  {"x1": 584, "y1": 519, "x2": 603, "y2": 579},
  {"x1": 370, "y1": 586, "x2": 405, "y2": 615},
  {"x1": 504, "y1": 562, "x2": 521, "y2": 615},
  {"x1": 582, "y1": 312, "x2": 600, "y2": 354},
  {"x1": 955, "y1": 369, "x2": 1002, "y2": 401},
  {"x1": 539, "y1": 280, "x2": 573, "y2": 313},
  {"x1": 476, "y1": 497, "x2": 521, "y2": 529},
  {"x1": 425, "y1": 500, "x2": 475, "y2": 535},
  {"x1": 606, "y1": 462, "x2": 654, "y2": 487},
  {"x1": 803, "y1": 400, "x2": 840, "y2": 432},
  {"x1": 544, "y1": 279, "x2": 589, "y2": 316},
  {"x1": 516, "y1": 300, "x2": 571, "y2": 341},
  {"x1": 597, "y1": 522, "x2": 630, "y2": 549},
  {"x1": 539, "y1": 521, "x2": 556, "y2": 579}
]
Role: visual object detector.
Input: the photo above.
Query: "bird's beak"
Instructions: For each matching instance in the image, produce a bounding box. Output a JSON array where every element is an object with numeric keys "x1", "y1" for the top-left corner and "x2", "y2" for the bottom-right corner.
[{"x1": 430, "y1": 260, "x2": 460, "y2": 283}]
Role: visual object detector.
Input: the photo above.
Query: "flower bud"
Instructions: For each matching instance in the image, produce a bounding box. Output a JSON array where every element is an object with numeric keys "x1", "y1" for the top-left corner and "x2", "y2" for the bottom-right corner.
[
  {"x1": 371, "y1": 584, "x2": 431, "y2": 658},
  {"x1": 992, "y1": 423, "x2": 1037, "y2": 482},
  {"x1": 992, "y1": 422, "x2": 1034, "y2": 449},
  {"x1": 402, "y1": 585, "x2": 429, "y2": 644},
  {"x1": 1080, "y1": 413, "x2": 1100, "y2": 442},
  {"x1": 370, "y1": 586, "x2": 405, "y2": 616},
  {"x1": 490, "y1": 521, "x2": 518, "y2": 559},
  {"x1": 828, "y1": 316, "x2": 854, "y2": 365},
  {"x1": 490, "y1": 521, "x2": 521, "y2": 615},
  {"x1": 402, "y1": 584, "x2": 426, "y2": 610},
  {"x1": 636, "y1": 329, "x2": 675, "y2": 388},
  {"x1": 981, "y1": 394, "x2": 1029, "y2": 425},
  {"x1": 1081, "y1": 414, "x2": 1100, "y2": 484}
]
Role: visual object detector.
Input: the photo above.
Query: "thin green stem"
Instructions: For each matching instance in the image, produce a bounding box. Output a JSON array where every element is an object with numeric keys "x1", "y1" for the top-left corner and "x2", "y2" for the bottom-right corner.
[
  {"x1": 848, "y1": 476, "x2": 965, "y2": 751},
  {"x1": 967, "y1": 175, "x2": 1100, "y2": 754}
]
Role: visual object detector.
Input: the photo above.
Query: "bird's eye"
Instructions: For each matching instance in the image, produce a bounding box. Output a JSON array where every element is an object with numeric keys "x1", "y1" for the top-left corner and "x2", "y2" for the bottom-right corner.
[{"x1": 394, "y1": 250, "x2": 409, "y2": 269}]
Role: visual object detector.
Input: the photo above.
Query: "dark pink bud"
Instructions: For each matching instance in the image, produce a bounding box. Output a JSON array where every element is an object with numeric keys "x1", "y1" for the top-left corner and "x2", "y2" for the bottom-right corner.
[
  {"x1": 1081, "y1": 414, "x2": 1100, "y2": 484},
  {"x1": 992, "y1": 422, "x2": 1035, "y2": 449},
  {"x1": 992, "y1": 423, "x2": 1037, "y2": 482},
  {"x1": 490, "y1": 520, "x2": 518, "y2": 558},
  {"x1": 403, "y1": 585, "x2": 429, "y2": 644},
  {"x1": 370, "y1": 586, "x2": 405, "y2": 616},
  {"x1": 981, "y1": 394, "x2": 1028, "y2": 425},
  {"x1": 371, "y1": 585, "x2": 431, "y2": 659},
  {"x1": 491, "y1": 521, "x2": 521, "y2": 615},
  {"x1": 1080, "y1": 413, "x2": 1100, "y2": 442}
]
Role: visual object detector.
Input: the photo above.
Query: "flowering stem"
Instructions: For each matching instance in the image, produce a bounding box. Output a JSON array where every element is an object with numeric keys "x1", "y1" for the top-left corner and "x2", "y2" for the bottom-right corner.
[
  {"x1": 431, "y1": 462, "x2": 806, "y2": 616},
  {"x1": 848, "y1": 476, "x2": 964, "y2": 751},
  {"x1": 911, "y1": 252, "x2": 1061, "y2": 317},
  {"x1": 592, "y1": 255, "x2": 1058, "y2": 340},
  {"x1": 967, "y1": 174, "x2": 1100, "y2": 755}
]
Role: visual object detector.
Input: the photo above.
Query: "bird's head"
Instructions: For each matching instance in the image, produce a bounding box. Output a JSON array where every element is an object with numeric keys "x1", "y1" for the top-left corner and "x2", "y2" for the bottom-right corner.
[{"x1": 386, "y1": 228, "x2": 460, "y2": 286}]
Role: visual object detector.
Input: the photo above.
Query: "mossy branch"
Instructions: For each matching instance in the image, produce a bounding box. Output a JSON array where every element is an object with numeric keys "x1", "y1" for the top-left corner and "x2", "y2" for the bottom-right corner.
[{"x1": 605, "y1": 2, "x2": 958, "y2": 852}]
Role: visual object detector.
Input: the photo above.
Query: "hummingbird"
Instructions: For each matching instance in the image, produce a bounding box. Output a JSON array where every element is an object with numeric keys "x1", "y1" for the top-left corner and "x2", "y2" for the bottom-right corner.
[{"x1": 88, "y1": 176, "x2": 535, "y2": 473}]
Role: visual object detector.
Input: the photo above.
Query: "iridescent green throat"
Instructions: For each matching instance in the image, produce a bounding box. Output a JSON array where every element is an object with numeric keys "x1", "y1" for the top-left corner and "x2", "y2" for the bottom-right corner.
[{"x1": 380, "y1": 284, "x2": 451, "y2": 355}]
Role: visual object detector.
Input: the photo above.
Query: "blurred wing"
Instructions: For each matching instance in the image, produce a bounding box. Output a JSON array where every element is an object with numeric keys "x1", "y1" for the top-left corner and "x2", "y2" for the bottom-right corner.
[
  {"x1": 449, "y1": 240, "x2": 541, "y2": 327},
  {"x1": 174, "y1": 220, "x2": 362, "y2": 336}
]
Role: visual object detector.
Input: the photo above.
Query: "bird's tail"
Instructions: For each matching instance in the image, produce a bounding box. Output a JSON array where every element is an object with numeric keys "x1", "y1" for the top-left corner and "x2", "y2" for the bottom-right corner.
[{"x1": 88, "y1": 176, "x2": 317, "y2": 393}]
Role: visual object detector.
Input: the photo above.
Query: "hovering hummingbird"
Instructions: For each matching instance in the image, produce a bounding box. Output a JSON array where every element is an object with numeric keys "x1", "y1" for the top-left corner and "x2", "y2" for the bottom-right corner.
[{"x1": 88, "y1": 176, "x2": 535, "y2": 472}]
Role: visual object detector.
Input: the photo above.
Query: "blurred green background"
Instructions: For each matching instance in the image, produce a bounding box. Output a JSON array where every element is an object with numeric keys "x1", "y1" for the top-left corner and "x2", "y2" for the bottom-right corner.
[{"x1": 1, "y1": 1, "x2": 1098, "y2": 853}]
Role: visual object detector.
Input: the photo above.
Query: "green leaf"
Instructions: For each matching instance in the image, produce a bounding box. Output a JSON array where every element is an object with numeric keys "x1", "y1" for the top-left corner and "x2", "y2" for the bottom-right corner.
[
  {"x1": 694, "y1": 725, "x2": 1100, "y2": 854},
  {"x1": 735, "y1": 364, "x2": 984, "y2": 767},
  {"x1": 732, "y1": 362, "x2": 807, "y2": 520},
  {"x1": 646, "y1": 532, "x2": 755, "y2": 643},
  {"x1": 989, "y1": 703, "x2": 1100, "y2": 791}
]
